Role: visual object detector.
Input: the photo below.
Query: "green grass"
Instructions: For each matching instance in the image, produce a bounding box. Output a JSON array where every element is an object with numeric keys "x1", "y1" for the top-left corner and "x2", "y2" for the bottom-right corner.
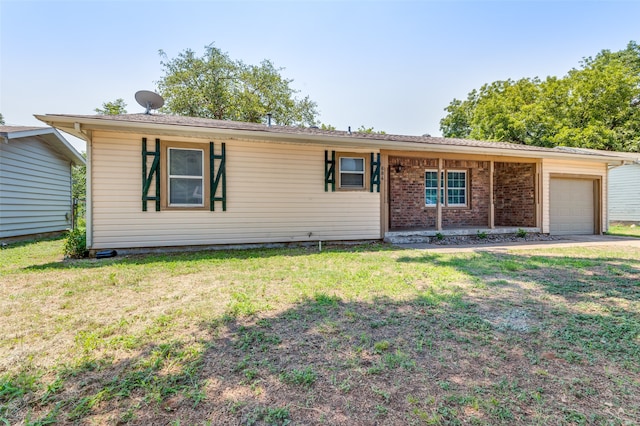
[
  {"x1": 1, "y1": 238, "x2": 639, "y2": 424},
  {"x1": 279, "y1": 366, "x2": 317, "y2": 388},
  {"x1": 607, "y1": 223, "x2": 640, "y2": 238}
]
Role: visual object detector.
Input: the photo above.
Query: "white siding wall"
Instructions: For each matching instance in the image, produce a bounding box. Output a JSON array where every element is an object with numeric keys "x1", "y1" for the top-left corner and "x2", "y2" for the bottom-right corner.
[
  {"x1": 541, "y1": 159, "x2": 607, "y2": 233},
  {"x1": 90, "y1": 132, "x2": 381, "y2": 249},
  {"x1": 0, "y1": 136, "x2": 72, "y2": 238},
  {"x1": 609, "y1": 164, "x2": 640, "y2": 222}
]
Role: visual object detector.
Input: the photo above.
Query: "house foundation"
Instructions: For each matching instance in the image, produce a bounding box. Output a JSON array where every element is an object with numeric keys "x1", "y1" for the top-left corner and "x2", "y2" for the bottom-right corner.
[{"x1": 383, "y1": 226, "x2": 541, "y2": 244}]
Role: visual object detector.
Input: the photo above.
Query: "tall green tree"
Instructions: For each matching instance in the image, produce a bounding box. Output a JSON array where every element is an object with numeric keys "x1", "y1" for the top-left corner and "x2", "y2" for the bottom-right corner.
[
  {"x1": 440, "y1": 41, "x2": 640, "y2": 151},
  {"x1": 72, "y1": 152, "x2": 86, "y2": 200},
  {"x1": 157, "y1": 44, "x2": 319, "y2": 126},
  {"x1": 71, "y1": 151, "x2": 87, "y2": 226},
  {"x1": 0, "y1": 113, "x2": 4, "y2": 125},
  {"x1": 94, "y1": 98, "x2": 127, "y2": 115}
]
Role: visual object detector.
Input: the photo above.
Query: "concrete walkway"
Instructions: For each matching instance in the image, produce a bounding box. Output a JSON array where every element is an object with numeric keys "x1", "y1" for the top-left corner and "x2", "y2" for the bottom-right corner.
[{"x1": 394, "y1": 234, "x2": 640, "y2": 253}]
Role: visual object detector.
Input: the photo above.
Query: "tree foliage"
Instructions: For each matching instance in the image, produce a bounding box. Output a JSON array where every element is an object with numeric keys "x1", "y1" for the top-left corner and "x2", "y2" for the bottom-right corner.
[
  {"x1": 71, "y1": 152, "x2": 87, "y2": 223},
  {"x1": 94, "y1": 98, "x2": 127, "y2": 115},
  {"x1": 440, "y1": 41, "x2": 640, "y2": 151},
  {"x1": 72, "y1": 154, "x2": 86, "y2": 200},
  {"x1": 157, "y1": 44, "x2": 319, "y2": 126},
  {"x1": 0, "y1": 113, "x2": 4, "y2": 125},
  {"x1": 319, "y1": 124, "x2": 386, "y2": 134},
  {"x1": 355, "y1": 125, "x2": 386, "y2": 135}
]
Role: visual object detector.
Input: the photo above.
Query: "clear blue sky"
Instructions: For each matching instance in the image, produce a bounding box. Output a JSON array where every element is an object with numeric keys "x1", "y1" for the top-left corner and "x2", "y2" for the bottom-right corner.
[{"x1": 1, "y1": 0, "x2": 639, "y2": 151}]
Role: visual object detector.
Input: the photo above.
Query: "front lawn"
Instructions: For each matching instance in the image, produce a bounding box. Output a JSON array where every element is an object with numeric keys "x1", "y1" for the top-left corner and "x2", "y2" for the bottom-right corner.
[
  {"x1": 1, "y1": 239, "x2": 639, "y2": 425},
  {"x1": 607, "y1": 223, "x2": 640, "y2": 238}
]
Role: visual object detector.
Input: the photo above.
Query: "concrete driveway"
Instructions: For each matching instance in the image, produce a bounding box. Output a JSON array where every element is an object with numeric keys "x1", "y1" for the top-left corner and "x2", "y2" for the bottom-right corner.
[{"x1": 395, "y1": 234, "x2": 640, "y2": 253}]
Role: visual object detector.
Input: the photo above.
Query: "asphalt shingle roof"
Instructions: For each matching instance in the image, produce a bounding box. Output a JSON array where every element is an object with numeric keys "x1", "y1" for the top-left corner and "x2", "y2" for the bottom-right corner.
[
  {"x1": 37, "y1": 113, "x2": 637, "y2": 161},
  {"x1": 0, "y1": 125, "x2": 49, "y2": 134}
]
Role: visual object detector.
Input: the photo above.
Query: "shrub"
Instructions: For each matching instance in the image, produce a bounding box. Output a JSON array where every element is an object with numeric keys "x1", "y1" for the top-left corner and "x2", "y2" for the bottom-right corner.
[
  {"x1": 64, "y1": 227, "x2": 88, "y2": 258},
  {"x1": 516, "y1": 228, "x2": 527, "y2": 238}
]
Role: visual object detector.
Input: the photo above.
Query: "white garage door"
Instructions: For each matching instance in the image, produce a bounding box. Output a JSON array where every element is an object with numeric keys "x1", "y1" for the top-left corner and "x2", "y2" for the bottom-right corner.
[{"x1": 550, "y1": 178, "x2": 595, "y2": 235}]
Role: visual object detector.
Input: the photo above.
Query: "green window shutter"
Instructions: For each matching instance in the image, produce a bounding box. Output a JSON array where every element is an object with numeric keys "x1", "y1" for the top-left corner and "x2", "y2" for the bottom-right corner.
[
  {"x1": 370, "y1": 152, "x2": 380, "y2": 193},
  {"x1": 142, "y1": 138, "x2": 160, "y2": 211},
  {"x1": 325, "y1": 150, "x2": 336, "y2": 192},
  {"x1": 210, "y1": 142, "x2": 226, "y2": 211}
]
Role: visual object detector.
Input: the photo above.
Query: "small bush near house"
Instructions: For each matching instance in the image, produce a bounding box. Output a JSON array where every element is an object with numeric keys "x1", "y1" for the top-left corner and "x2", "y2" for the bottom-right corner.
[
  {"x1": 63, "y1": 227, "x2": 87, "y2": 258},
  {"x1": 516, "y1": 228, "x2": 527, "y2": 238}
]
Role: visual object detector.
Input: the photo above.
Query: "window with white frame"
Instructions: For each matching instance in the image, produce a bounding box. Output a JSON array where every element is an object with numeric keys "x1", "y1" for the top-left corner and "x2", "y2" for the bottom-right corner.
[
  {"x1": 168, "y1": 148, "x2": 204, "y2": 206},
  {"x1": 425, "y1": 170, "x2": 467, "y2": 207},
  {"x1": 339, "y1": 157, "x2": 365, "y2": 189},
  {"x1": 425, "y1": 171, "x2": 442, "y2": 206}
]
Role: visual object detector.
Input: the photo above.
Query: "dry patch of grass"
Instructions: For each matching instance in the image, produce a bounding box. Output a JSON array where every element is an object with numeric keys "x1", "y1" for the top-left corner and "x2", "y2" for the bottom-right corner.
[{"x1": 1, "y1": 239, "x2": 639, "y2": 425}]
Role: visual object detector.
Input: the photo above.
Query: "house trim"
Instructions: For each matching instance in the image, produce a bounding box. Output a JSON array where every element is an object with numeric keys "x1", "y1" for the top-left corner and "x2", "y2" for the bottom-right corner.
[{"x1": 35, "y1": 114, "x2": 629, "y2": 165}]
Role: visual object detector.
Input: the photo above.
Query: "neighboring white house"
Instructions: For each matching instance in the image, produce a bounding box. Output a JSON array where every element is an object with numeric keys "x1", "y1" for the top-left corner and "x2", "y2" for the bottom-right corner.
[
  {"x1": 609, "y1": 162, "x2": 640, "y2": 223},
  {"x1": 0, "y1": 126, "x2": 86, "y2": 241}
]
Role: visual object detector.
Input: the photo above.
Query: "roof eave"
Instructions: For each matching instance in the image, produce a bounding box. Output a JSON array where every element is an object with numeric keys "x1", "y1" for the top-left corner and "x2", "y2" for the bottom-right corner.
[
  {"x1": 34, "y1": 114, "x2": 625, "y2": 165},
  {"x1": 5, "y1": 123, "x2": 85, "y2": 166},
  {"x1": 41, "y1": 130, "x2": 86, "y2": 166},
  {"x1": 3, "y1": 127, "x2": 51, "y2": 140}
]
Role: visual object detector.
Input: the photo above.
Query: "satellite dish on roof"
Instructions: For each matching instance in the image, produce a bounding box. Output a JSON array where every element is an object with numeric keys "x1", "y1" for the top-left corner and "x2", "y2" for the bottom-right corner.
[{"x1": 135, "y1": 90, "x2": 164, "y2": 114}]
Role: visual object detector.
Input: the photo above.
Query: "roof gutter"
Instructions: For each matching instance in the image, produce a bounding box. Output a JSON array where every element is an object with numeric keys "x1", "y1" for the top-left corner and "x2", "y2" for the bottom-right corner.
[
  {"x1": 3, "y1": 124, "x2": 85, "y2": 165},
  {"x1": 3, "y1": 128, "x2": 56, "y2": 140},
  {"x1": 35, "y1": 114, "x2": 629, "y2": 165}
]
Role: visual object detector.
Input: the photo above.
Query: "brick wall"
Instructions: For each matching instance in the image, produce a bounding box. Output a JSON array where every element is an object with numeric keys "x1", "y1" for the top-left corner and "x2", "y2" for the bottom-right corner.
[
  {"x1": 389, "y1": 156, "x2": 490, "y2": 229},
  {"x1": 494, "y1": 162, "x2": 536, "y2": 227}
]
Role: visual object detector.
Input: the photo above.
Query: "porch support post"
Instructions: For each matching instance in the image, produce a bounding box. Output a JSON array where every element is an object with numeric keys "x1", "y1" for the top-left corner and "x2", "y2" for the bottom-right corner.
[
  {"x1": 380, "y1": 153, "x2": 389, "y2": 238},
  {"x1": 436, "y1": 157, "x2": 443, "y2": 231},
  {"x1": 489, "y1": 160, "x2": 495, "y2": 229}
]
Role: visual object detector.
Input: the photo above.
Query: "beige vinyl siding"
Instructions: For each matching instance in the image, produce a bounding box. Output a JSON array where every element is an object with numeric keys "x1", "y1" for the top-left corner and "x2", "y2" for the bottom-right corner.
[
  {"x1": 90, "y1": 132, "x2": 380, "y2": 249},
  {"x1": 541, "y1": 159, "x2": 607, "y2": 234},
  {"x1": 0, "y1": 136, "x2": 72, "y2": 238},
  {"x1": 608, "y1": 164, "x2": 640, "y2": 222}
]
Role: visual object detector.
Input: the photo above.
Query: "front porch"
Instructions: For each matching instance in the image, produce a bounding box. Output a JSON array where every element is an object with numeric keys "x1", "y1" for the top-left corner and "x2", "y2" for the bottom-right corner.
[
  {"x1": 384, "y1": 154, "x2": 540, "y2": 238},
  {"x1": 384, "y1": 226, "x2": 541, "y2": 244}
]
